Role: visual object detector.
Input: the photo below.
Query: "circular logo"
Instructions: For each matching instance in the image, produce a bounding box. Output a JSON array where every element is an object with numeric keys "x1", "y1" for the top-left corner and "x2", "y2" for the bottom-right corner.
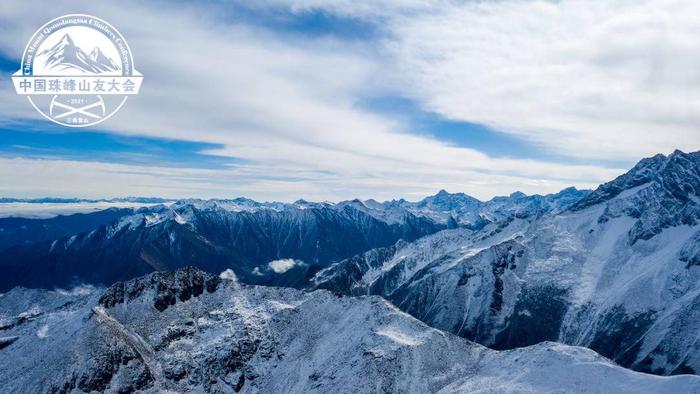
[{"x1": 13, "y1": 14, "x2": 143, "y2": 127}]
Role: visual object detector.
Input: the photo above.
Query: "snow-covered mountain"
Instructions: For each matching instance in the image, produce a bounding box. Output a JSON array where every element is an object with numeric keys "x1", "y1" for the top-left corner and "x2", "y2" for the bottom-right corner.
[
  {"x1": 36, "y1": 34, "x2": 121, "y2": 74},
  {"x1": 0, "y1": 187, "x2": 586, "y2": 292},
  {"x1": 379, "y1": 187, "x2": 590, "y2": 228},
  {"x1": 1, "y1": 267, "x2": 697, "y2": 393},
  {"x1": 0, "y1": 199, "x2": 441, "y2": 291},
  {"x1": 312, "y1": 150, "x2": 700, "y2": 376},
  {"x1": 2, "y1": 151, "x2": 699, "y2": 391}
]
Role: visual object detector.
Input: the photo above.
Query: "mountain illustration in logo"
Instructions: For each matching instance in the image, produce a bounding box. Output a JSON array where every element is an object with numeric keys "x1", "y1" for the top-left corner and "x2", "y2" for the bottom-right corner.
[{"x1": 36, "y1": 34, "x2": 121, "y2": 74}]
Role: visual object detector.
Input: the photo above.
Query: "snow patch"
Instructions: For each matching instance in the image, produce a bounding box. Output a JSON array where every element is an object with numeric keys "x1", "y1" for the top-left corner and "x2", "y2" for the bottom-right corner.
[
  {"x1": 174, "y1": 212, "x2": 188, "y2": 224},
  {"x1": 614, "y1": 182, "x2": 653, "y2": 200},
  {"x1": 19, "y1": 306, "x2": 41, "y2": 319},
  {"x1": 376, "y1": 326, "x2": 424, "y2": 346},
  {"x1": 267, "y1": 300, "x2": 297, "y2": 310},
  {"x1": 144, "y1": 214, "x2": 163, "y2": 226},
  {"x1": 65, "y1": 235, "x2": 77, "y2": 248}
]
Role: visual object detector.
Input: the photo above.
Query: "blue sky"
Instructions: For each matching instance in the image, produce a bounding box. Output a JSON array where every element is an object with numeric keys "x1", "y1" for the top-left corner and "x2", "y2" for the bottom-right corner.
[
  {"x1": 0, "y1": 1, "x2": 697, "y2": 201},
  {"x1": 1, "y1": 4, "x2": 529, "y2": 173}
]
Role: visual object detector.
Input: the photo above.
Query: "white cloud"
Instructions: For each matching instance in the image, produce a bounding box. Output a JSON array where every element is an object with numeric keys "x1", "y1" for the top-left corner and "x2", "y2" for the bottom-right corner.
[
  {"x1": 0, "y1": 156, "x2": 619, "y2": 202},
  {"x1": 386, "y1": 0, "x2": 700, "y2": 160},
  {"x1": 36, "y1": 324, "x2": 49, "y2": 339},
  {"x1": 256, "y1": 0, "x2": 700, "y2": 160},
  {"x1": 251, "y1": 0, "x2": 435, "y2": 19},
  {"x1": 0, "y1": 0, "x2": 684, "y2": 201},
  {"x1": 219, "y1": 269, "x2": 238, "y2": 282},
  {"x1": 55, "y1": 284, "x2": 96, "y2": 296},
  {"x1": 268, "y1": 258, "x2": 299, "y2": 274}
]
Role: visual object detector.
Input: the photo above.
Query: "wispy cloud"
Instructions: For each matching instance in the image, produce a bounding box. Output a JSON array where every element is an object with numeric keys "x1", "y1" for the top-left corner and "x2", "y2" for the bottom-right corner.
[
  {"x1": 267, "y1": 0, "x2": 700, "y2": 160},
  {"x1": 55, "y1": 284, "x2": 97, "y2": 296}
]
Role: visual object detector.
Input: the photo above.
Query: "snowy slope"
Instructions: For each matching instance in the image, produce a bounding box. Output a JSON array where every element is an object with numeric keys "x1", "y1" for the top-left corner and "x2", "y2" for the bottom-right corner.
[
  {"x1": 311, "y1": 150, "x2": 700, "y2": 375},
  {"x1": 312, "y1": 216, "x2": 533, "y2": 297},
  {"x1": 0, "y1": 268, "x2": 698, "y2": 393}
]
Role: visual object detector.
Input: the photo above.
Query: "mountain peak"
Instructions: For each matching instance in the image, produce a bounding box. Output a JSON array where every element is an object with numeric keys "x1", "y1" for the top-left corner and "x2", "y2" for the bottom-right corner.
[
  {"x1": 571, "y1": 150, "x2": 700, "y2": 211},
  {"x1": 559, "y1": 186, "x2": 578, "y2": 193},
  {"x1": 417, "y1": 190, "x2": 481, "y2": 211},
  {"x1": 427, "y1": 189, "x2": 477, "y2": 200},
  {"x1": 671, "y1": 149, "x2": 687, "y2": 157}
]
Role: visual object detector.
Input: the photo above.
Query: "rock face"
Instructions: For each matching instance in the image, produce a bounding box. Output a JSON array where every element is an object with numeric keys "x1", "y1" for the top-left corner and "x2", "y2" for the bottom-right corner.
[
  {"x1": 312, "y1": 150, "x2": 700, "y2": 376},
  {"x1": 1, "y1": 267, "x2": 698, "y2": 393}
]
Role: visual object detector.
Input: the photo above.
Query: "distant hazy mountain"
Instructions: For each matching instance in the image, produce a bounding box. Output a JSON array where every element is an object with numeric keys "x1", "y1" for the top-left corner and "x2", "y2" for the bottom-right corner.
[
  {"x1": 377, "y1": 186, "x2": 590, "y2": 229},
  {"x1": 1, "y1": 267, "x2": 697, "y2": 393},
  {"x1": 311, "y1": 150, "x2": 700, "y2": 376},
  {"x1": 0, "y1": 197, "x2": 169, "y2": 204},
  {"x1": 0, "y1": 208, "x2": 133, "y2": 252}
]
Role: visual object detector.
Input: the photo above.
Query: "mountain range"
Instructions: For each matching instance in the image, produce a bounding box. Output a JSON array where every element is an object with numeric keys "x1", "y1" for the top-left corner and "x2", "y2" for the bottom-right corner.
[
  {"x1": 1, "y1": 150, "x2": 700, "y2": 391},
  {"x1": 311, "y1": 150, "x2": 700, "y2": 376},
  {"x1": 0, "y1": 187, "x2": 589, "y2": 292}
]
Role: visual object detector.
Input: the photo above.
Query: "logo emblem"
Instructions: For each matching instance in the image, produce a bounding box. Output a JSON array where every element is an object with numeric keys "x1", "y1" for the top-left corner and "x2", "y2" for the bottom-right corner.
[{"x1": 13, "y1": 14, "x2": 143, "y2": 127}]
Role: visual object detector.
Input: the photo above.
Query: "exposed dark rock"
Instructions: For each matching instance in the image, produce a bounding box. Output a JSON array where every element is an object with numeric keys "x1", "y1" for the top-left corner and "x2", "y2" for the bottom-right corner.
[
  {"x1": 0, "y1": 336, "x2": 18, "y2": 350},
  {"x1": 100, "y1": 267, "x2": 214, "y2": 312},
  {"x1": 588, "y1": 306, "x2": 656, "y2": 369},
  {"x1": 492, "y1": 286, "x2": 569, "y2": 350}
]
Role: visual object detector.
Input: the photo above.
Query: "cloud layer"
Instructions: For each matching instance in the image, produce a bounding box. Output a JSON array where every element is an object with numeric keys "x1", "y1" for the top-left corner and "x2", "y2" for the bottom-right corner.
[
  {"x1": 382, "y1": 0, "x2": 700, "y2": 160},
  {"x1": 1, "y1": 1, "x2": 696, "y2": 201}
]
